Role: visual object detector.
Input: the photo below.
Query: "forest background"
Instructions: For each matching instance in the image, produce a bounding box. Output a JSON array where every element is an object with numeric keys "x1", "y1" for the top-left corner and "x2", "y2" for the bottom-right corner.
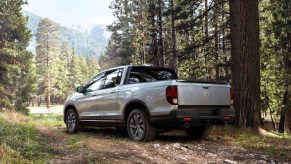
[{"x1": 0, "y1": 0, "x2": 290, "y2": 132}]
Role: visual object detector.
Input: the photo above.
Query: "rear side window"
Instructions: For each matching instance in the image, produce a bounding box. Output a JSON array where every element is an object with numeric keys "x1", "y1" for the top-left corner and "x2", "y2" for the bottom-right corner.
[
  {"x1": 103, "y1": 69, "x2": 123, "y2": 89},
  {"x1": 128, "y1": 67, "x2": 177, "y2": 84}
]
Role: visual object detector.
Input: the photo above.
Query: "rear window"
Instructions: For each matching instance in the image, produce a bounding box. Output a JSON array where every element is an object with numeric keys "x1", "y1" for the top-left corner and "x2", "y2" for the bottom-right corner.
[{"x1": 128, "y1": 67, "x2": 177, "y2": 84}]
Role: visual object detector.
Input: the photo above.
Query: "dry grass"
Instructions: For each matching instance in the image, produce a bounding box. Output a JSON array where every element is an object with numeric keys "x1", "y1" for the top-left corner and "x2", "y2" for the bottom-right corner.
[
  {"x1": 211, "y1": 126, "x2": 291, "y2": 161},
  {"x1": 1, "y1": 110, "x2": 290, "y2": 163},
  {"x1": 0, "y1": 110, "x2": 28, "y2": 124}
]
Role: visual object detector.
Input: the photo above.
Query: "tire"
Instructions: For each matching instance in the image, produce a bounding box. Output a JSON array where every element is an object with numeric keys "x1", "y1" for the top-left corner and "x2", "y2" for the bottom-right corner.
[
  {"x1": 185, "y1": 126, "x2": 212, "y2": 139},
  {"x1": 66, "y1": 108, "x2": 81, "y2": 133},
  {"x1": 127, "y1": 109, "x2": 155, "y2": 142}
]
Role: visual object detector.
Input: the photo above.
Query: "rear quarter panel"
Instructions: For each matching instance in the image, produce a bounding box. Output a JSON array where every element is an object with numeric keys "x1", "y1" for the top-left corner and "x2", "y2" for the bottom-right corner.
[{"x1": 117, "y1": 80, "x2": 177, "y2": 117}]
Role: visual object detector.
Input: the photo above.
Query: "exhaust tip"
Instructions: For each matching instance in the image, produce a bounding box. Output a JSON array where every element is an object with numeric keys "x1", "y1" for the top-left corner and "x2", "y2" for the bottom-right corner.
[{"x1": 184, "y1": 122, "x2": 191, "y2": 128}]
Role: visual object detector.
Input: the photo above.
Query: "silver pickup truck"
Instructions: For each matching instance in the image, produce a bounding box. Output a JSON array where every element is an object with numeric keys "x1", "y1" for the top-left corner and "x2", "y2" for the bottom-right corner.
[{"x1": 64, "y1": 65, "x2": 234, "y2": 141}]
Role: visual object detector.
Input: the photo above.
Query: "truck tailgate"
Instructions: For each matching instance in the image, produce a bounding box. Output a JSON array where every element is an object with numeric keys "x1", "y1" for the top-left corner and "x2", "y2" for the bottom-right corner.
[{"x1": 177, "y1": 81, "x2": 230, "y2": 106}]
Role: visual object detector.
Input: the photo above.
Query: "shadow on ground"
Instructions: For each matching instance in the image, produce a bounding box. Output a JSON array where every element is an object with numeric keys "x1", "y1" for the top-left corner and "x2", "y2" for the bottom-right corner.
[{"x1": 76, "y1": 127, "x2": 201, "y2": 143}]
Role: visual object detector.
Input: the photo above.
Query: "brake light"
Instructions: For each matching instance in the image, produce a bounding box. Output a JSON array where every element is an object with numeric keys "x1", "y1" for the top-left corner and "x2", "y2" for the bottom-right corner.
[
  {"x1": 230, "y1": 88, "x2": 234, "y2": 105},
  {"x1": 166, "y1": 85, "x2": 178, "y2": 105}
]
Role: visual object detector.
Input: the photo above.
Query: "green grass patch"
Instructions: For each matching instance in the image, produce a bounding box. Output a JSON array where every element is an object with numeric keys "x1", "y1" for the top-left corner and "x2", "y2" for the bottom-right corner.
[
  {"x1": 30, "y1": 113, "x2": 63, "y2": 126},
  {"x1": 0, "y1": 111, "x2": 59, "y2": 163},
  {"x1": 66, "y1": 133, "x2": 86, "y2": 146},
  {"x1": 85, "y1": 153, "x2": 102, "y2": 163}
]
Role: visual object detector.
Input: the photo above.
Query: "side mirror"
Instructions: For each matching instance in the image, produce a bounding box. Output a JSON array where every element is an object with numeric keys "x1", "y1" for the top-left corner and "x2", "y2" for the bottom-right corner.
[{"x1": 76, "y1": 86, "x2": 85, "y2": 93}]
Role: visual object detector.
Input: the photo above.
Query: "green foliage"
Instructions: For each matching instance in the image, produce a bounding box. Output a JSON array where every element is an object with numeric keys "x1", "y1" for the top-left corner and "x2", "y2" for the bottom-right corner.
[
  {"x1": 0, "y1": 112, "x2": 57, "y2": 163},
  {"x1": 260, "y1": 0, "x2": 291, "y2": 118},
  {"x1": 0, "y1": 0, "x2": 36, "y2": 113},
  {"x1": 35, "y1": 18, "x2": 61, "y2": 107},
  {"x1": 175, "y1": 0, "x2": 230, "y2": 80},
  {"x1": 105, "y1": 0, "x2": 231, "y2": 81},
  {"x1": 12, "y1": 52, "x2": 37, "y2": 114},
  {"x1": 105, "y1": 0, "x2": 290, "y2": 128},
  {"x1": 35, "y1": 20, "x2": 101, "y2": 106}
]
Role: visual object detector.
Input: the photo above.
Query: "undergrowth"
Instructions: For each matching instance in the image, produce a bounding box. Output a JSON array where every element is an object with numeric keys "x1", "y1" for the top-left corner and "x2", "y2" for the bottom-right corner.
[
  {"x1": 0, "y1": 111, "x2": 290, "y2": 163},
  {"x1": 211, "y1": 126, "x2": 291, "y2": 162},
  {"x1": 0, "y1": 111, "x2": 61, "y2": 163}
]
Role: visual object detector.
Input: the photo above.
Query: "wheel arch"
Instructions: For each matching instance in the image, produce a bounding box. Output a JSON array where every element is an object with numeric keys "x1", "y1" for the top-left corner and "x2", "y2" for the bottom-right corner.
[
  {"x1": 63, "y1": 104, "x2": 78, "y2": 123},
  {"x1": 123, "y1": 100, "x2": 150, "y2": 123}
]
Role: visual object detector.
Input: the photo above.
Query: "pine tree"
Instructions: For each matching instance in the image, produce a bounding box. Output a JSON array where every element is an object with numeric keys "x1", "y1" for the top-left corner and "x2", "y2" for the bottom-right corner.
[
  {"x1": 86, "y1": 55, "x2": 100, "y2": 78},
  {"x1": 106, "y1": 0, "x2": 136, "y2": 66},
  {"x1": 56, "y1": 40, "x2": 72, "y2": 103},
  {"x1": 0, "y1": 0, "x2": 36, "y2": 113},
  {"x1": 229, "y1": 0, "x2": 261, "y2": 127},
  {"x1": 35, "y1": 18, "x2": 61, "y2": 109},
  {"x1": 69, "y1": 50, "x2": 85, "y2": 88},
  {"x1": 270, "y1": 0, "x2": 291, "y2": 133}
]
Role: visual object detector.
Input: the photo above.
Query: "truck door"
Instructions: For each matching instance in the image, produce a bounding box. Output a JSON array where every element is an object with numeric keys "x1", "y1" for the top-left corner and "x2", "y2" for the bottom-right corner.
[
  {"x1": 77, "y1": 69, "x2": 123, "y2": 121},
  {"x1": 92, "y1": 69, "x2": 123, "y2": 121}
]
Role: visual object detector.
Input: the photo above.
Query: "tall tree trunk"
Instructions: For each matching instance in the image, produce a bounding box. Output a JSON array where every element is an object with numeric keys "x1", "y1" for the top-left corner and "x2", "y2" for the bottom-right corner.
[
  {"x1": 158, "y1": 0, "x2": 164, "y2": 67},
  {"x1": 279, "y1": 54, "x2": 291, "y2": 133},
  {"x1": 214, "y1": 6, "x2": 219, "y2": 80},
  {"x1": 46, "y1": 92, "x2": 50, "y2": 109},
  {"x1": 204, "y1": 0, "x2": 209, "y2": 80},
  {"x1": 46, "y1": 34, "x2": 50, "y2": 109},
  {"x1": 37, "y1": 95, "x2": 42, "y2": 107},
  {"x1": 149, "y1": 1, "x2": 158, "y2": 67},
  {"x1": 170, "y1": 0, "x2": 178, "y2": 74},
  {"x1": 221, "y1": 2, "x2": 228, "y2": 77},
  {"x1": 285, "y1": 27, "x2": 291, "y2": 133},
  {"x1": 229, "y1": 0, "x2": 261, "y2": 127},
  {"x1": 286, "y1": 56, "x2": 291, "y2": 133},
  {"x1": 279, "y1": 87, "x2": 288, "y2": 132},
  {"x1": 286, "y1": 87, "x2": 291, "y2": 133},
  {"x1": 139, "y1": 0, "x2": 145, "y2": 65}
]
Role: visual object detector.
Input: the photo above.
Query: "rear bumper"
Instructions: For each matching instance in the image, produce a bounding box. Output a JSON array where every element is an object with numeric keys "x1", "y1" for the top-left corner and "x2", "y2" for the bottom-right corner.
[{"x1": 150, "y1": 106, "x2": 235, "y2": 129}]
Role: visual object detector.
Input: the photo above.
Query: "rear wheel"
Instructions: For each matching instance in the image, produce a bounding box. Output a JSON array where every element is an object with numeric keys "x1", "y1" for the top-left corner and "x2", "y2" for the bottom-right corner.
[
  {"x1": 127, "y1": 109, "x2": 155, "y2": 141},
  {"x1": 185, "y1": 126, "x2": 212, "y2": 139},
  {"x1": 66, "y1": 108, "x2": 81, "y2": 133}
]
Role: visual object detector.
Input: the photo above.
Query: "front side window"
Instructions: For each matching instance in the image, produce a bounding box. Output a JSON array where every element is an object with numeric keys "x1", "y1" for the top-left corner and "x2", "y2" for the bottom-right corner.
[
  {"x1": 85, "y1": 69, "x2": 124, "y2": 91},
  {"x1": 85, "y1": 72, "x2": 106, "y2": 92}
]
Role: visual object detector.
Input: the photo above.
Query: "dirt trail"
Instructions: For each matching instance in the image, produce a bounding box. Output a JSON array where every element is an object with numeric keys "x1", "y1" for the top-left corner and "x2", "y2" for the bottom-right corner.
[{"x1": 37, "y1": 125, "x2": 289, "y2": 164}]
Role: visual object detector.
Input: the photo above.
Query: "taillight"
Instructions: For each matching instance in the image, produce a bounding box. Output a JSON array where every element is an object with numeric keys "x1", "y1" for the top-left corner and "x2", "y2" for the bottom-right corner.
[
  {"x1": 230, "y1": 88, "x2": 234, "y2": 105},
  {"x1": 166, "y1": 85, "x2": 178, "y2": 105}
]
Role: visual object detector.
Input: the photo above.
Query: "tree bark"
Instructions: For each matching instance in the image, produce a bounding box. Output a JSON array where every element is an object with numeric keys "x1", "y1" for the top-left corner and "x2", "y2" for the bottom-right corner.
[
  {"x1": 46, "y1": 92, "x2": 50, "y2": 109},
  {"x1": 170, "y1": 0, "x2": 178, "y2": 74},
  {"x1": 37, "y1": 95, "x2": 42, "y2": 107},
  {"x1": 279, "y1": 55, "x2": 291, "y2": 133},
  {"x1": 139, "y1": 0, "x2": 145, "y2": 65},
  {"x1": 229, "y1": 0, "x2": 261, "y2": 127},
  {"x1": 279, "y1": 88, "x2": 287, "y2": 132},
  {"x1": 286, "y1": 89, "x2": 291, "y2": 133},
  {"x1": 158, "y1": 0, "x2": 164, "y2": 67},
  {"x1": 149, "y1": 1, "x2": 158, "y2": 67},
  {"x1": 284, "y1": 27, "x2": 291, "y2": 134},
  {"x1": 214, "y1": 11, "x2": 219, "y2": 80},
  {"x1": 204, "y1": 0, "x2": 209, "y2": 80}
]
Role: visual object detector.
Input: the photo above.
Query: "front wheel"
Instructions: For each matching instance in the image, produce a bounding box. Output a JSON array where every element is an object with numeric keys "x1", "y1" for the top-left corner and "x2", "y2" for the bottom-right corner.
[
  {"x1": 66, "y1": 108, "x2": 81, "y2": 133},
  {"x1": 127, "y1": 109, "x2": 155, "y2": 142}
]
